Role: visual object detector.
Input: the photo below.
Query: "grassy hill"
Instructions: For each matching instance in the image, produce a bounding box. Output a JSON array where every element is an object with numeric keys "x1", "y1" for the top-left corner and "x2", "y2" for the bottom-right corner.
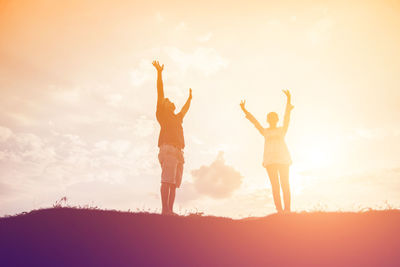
[{"x1": 1, "y1": 208, "x2": 399, "y2": 266}]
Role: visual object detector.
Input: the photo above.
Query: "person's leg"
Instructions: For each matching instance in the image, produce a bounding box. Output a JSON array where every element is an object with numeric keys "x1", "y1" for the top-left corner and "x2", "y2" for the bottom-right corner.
[
  {"x1": 169, "y1": 161, "x2": 183, "y2": 214},
  {"x1": 160, "y1": 182, "x2": 170, "y2": 214},
  {"x1": 278, "y1": 164, "x2": 291, "y2": 212},
  {"x1": 266, "y1": 165, "x2": 283, "y2": 212},
  {"x1": 168, "y1": 184, "x2": 176, "y2": 213},
  {"x1": 159, "y1": 152, "x2": 178, "y2": 215}
]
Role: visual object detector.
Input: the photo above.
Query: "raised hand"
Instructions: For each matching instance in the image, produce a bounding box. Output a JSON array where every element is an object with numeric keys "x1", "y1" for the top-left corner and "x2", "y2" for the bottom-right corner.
[
  {"x1": 188, "y1": 88, "x2": 193, "y2": 100},
  {"x1": 240, "y1": 100, "x2": 247, "y2": 112},
  {"x1": 282, "y1": 89, "x2": 294, "y2": 110},
  {"x1": 282, "y1": 89, "x2": 291, "y2": 99},
  {"x1": 152, "y1": 60, "x2": 164, "y2": 72}
]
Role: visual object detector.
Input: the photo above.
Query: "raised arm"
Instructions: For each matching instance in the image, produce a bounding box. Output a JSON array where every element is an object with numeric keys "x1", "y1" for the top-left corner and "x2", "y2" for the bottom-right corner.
[
  {"x1": 152, "y1": 60, "x2": 164, "y2": 105},
  {"x1": 240, "y1": 100, "x2": 265, "y2": 136},
  {"x1": 177, "y1": 88, "x2": 192, "y2": 120},
  {"x1": 282, "y1": 89, "x2": 294, "y2": 135}
]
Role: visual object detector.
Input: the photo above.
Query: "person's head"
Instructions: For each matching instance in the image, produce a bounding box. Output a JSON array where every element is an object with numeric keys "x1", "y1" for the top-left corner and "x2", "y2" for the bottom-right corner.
[
  {"x1": 267, "y1": 112, "x2": 279, "y2": 127},
  {"x1": 163, "y1": 98, "x2": 176, "y2": 112}
]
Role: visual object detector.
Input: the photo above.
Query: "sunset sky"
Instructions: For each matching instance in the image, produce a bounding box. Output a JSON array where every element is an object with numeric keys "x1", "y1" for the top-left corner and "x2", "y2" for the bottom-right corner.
[{"x1": 1, "y1": 0, "x2": 399, "y2": 218}]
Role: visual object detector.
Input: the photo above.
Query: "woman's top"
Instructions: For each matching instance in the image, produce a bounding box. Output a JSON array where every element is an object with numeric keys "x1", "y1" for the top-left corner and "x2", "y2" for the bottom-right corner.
[
  {"x1": 245, "y1": 105, "x2": 293, "y2": 166},
  {"x1": 262, "y1": 127, "x2": 292, "y2": 166}
]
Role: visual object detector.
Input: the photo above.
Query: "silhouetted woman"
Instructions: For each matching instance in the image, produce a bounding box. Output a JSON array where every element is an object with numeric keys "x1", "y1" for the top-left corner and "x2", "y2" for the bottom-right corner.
[{"x1": 240, "y1": 90, "x2": 294, "y2": 213}]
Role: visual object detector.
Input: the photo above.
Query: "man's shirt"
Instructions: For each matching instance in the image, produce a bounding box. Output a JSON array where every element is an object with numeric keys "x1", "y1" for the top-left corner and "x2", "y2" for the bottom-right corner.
[{"x1": 156, "y1": 102, "x2": 185, "y2": 149}]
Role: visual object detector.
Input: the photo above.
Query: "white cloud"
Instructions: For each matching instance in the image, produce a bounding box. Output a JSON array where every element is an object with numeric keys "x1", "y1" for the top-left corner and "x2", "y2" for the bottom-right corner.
[
  {"x1": 308, "y1": 17, "x2": 335, "y2": 46},
  {"x1": 196, "y1": 32, "x2": 213, "y2": 42},
  {"x1": 267, "y1": 19, "x2": 280, "y2": 26},
  {"x1": 50, "y1": 86, "x2": 81, "y2": 104},
  {"x1": 130, "y1": 59, "x2": 153, "y2": 87},
  {"x1": 346, "y1": 127, "x2": 394, "y2": 141},
  {"x1": 0, "y1": 126, "x2": 157, "y2": 205},
  {"x1": 155, "y1": 12, "x2": 164, "y2": 23},
  {"x1": 110, "y1": 139, "x2": 131, "y2": 155},
  {"x1": 188, "y1": 135, "x2": 204, "y2": 145},
  {"x1": 0, "y1": 126, "x2": 12, "y2": 142},
  {"x1": 191, "y1": 152, "x2": 243, "y2": 199},
  {"x1": 175, "y1": 21, "x2": 187, "y2": 31},
  {"x1": 94, "y1": 140, "x2": 109, "y2": 151},
  {"x1": 0, "y1": 131, "x2": 55, "y2": 165},
  {"x1": 165, "y1": 46, "x2": 228, "y2": 76},
  {"x1": 133, "y1": 115, "x2": 157, "y2": 137},
  {"x1": 5, "y1": 112, "x2": 37, "y2": 127},
  {"x1": 105, "y1": 93, "x2": 123, "y2": 107}
]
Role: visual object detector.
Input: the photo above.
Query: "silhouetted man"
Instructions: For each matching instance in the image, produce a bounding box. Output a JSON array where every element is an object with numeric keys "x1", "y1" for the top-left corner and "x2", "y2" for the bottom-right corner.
[{"x1": 152, "y1": 60, "x2": 192, "y2": 215}]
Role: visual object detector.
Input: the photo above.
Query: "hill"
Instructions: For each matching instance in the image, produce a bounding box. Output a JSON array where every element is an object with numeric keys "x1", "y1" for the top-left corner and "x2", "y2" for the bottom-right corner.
[{"x1": 1, "y1": 208, "x2": 399, "y2": 266}]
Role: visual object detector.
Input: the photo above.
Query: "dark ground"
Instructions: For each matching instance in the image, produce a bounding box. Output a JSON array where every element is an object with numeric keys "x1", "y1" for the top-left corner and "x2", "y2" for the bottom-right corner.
[{"x1": 1, "y1": 208, "x2": 399, "y2": 267}]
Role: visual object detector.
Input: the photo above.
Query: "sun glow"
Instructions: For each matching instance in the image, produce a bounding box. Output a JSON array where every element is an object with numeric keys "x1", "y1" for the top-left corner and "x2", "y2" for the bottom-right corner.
[
  {"x1": 306, "y1": 146, "x2": 334, "y2": 168},
  {"x1": 302, "y1": 135, "x2": 341, "y2": 168}
]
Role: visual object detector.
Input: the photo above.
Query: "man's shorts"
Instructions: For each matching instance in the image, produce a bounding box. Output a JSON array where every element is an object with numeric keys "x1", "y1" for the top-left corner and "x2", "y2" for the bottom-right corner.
[{"x1": 158, "y1": 144, "x2": 184, "y2": 188}]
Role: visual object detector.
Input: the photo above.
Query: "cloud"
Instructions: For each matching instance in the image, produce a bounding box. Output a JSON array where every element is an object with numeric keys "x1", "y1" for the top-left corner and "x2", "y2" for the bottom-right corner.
[
  {"x1": 5, "y1": 112, "x2": 37, "y2": 127},
  {"x1": 0, "y1": 121, "x2": 163, "y2": 216},
  {"x1": 267, "y1": 19, "x2": 280, "y2": 26},
  {"x1": 196, "y1": 32, "x2": 213, "y2": 43},
  {"x1": 346, "y1": 127, "x2": 394, "y2": 141},
  {"x1": 105, "y1": 93, "x2": 123, "y2": 107},
  {"x1": 0, "y1": 126, "x2": 12, "y2": 142},
  {"x1": 0, "y1": 129, "x2": 54, "y2": 166},
  {"x1": 0, "y1": 181, "x2": 18, "y2": 197},
  {"x1": 165, "y1": 46, "x2": 228, "y2": 76},
  {"x1": 132, "y1": 115, "x2": 157, "y2": 138},
  {"x1": 308, "y1": 16, "x2": 334, "y2": 46},
  {"x1": 191, "y1": 152, "x2": 243, "y2": 199},
  {"x1": 50, "y1": 86, "x2": 81, "y2": 104},
  {"x1": 175, "y1": 21, "x2": 187, "y2": 31},
  {"x1": 0, "y1": 125, "x2": 157, "y2": 188},
  {"x1": 155, "y1": 12, "x2": 164, "y2": 23},
  {"x1": 110, "y1": 139, "x2": 132, "y2": 156},
  {"x1": 130, "y1": 59, "x2": 153, "y2": 87}
]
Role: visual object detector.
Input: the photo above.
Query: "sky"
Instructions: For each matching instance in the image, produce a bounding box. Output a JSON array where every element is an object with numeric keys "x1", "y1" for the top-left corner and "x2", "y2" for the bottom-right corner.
[{"x1": 0, "y1": 0, "x2": 399, "y2": 218}]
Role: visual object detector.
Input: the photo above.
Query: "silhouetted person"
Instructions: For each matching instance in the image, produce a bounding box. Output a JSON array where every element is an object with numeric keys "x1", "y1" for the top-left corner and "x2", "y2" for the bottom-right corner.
[
  {"x1": 240, "y1": 90, "x2": 294, "y2": 213},
  {"x1": 153, "y1": 60, "x2": 192, "y2": 215}
]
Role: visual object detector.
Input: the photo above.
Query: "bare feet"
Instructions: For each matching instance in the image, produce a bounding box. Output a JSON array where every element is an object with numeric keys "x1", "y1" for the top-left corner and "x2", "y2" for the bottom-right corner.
[
  {"x1": 161, "y1": 209, "x2": 170, "y2": 216},
  {"x1": 278, "y1": 210, "x2": 291, "y2": 214},
  {"x1": 161, "y1": 210, "x2": 179, "y2": 216}
]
